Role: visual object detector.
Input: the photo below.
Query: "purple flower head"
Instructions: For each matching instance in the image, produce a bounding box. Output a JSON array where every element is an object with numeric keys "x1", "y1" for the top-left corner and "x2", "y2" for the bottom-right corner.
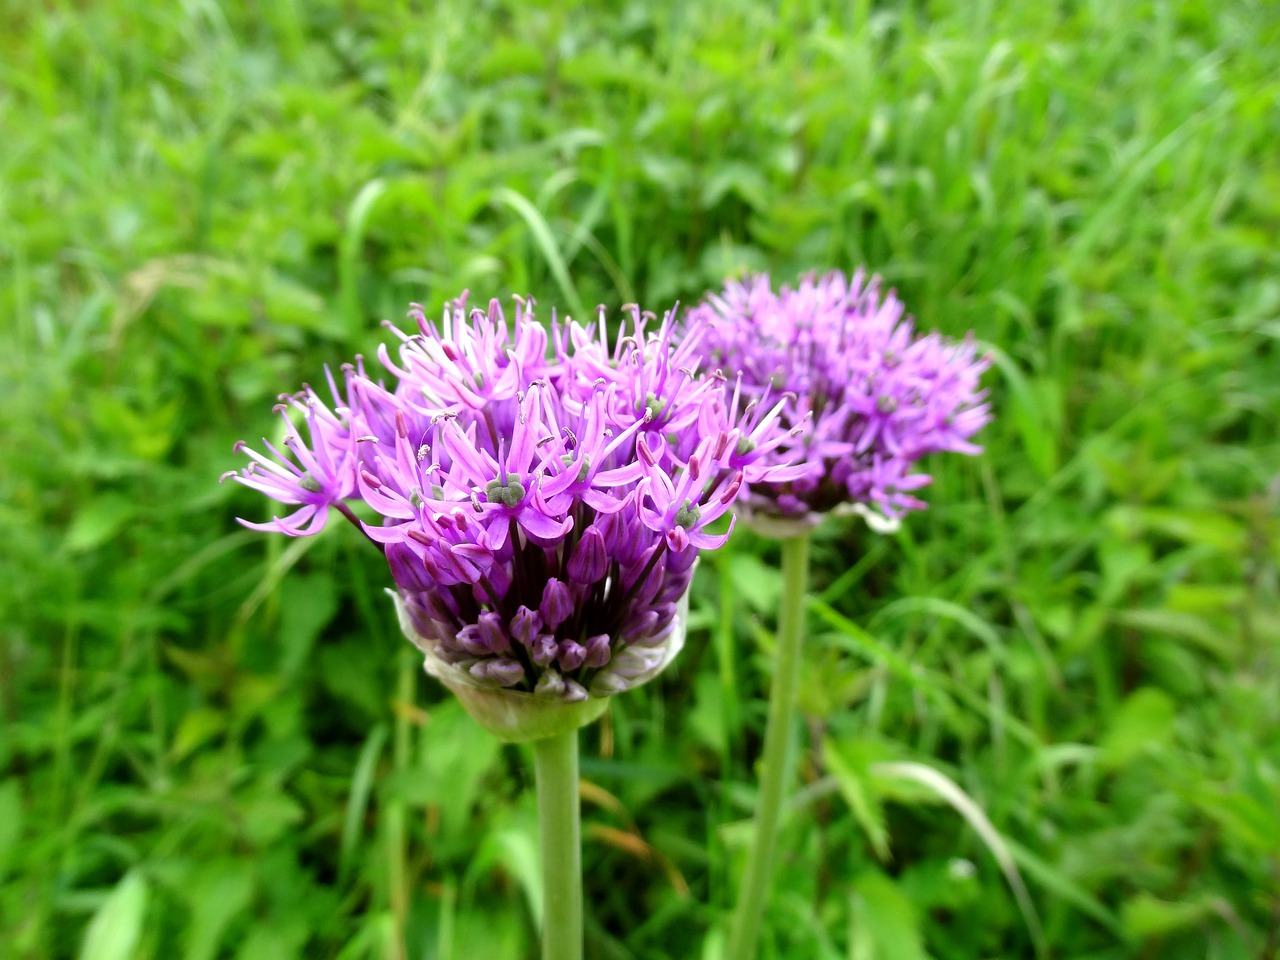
[
  {"x1": 689, "y1": 271, "x2": 991, "y2": 525},
  {"x1": 227, "y1": 292, "x2": 794, "y2": 711}
]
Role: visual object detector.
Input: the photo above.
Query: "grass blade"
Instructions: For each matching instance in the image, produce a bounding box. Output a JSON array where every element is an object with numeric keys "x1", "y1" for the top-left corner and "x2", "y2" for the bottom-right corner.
[
  {"x1": 492, "y1": 186, "x2": 588, "y2": 320},
  {"x1": 871, "y1": 761, "x2": 1046, "y2": 958}
]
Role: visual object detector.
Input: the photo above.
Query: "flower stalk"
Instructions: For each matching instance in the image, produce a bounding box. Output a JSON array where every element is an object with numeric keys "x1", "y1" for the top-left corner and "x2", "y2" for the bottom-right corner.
[
  {"x1": 533, "y1": 729, "x2": 584, "y2": 960},
  {"x1": 726, "y1": 532, "x2": 810, "y2": 960}
]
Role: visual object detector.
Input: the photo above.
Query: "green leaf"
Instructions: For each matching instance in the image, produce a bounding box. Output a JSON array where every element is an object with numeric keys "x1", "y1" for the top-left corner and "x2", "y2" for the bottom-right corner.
[
  {"x1": 1001, "y1": 838, "x2": 1126, "y2": 938},
  {"x1": 277, "y1": 573, "x2": 338, "y2": 677},
  {"x1": 984, "y1": 345, "x2": 1058, "y2": 479},
  {"x1": 871, "y1": 596, "x2": 1006, "y2": 663},
  {"x1": 491, "y1": 186, "x2": 588, "y2": 321},
  {"x1": 1111, "y1": 609, "x2": 1234, "y2": 658},
  {"x1": 64, "y1": 496, "x2": 137, "y2": 554},
  {"x1": 1186, "y1": 788, "x2": 1280, "y2": 852},
  {"x1": 701, "y1": 161, "x2": 770, "y2": 210},
  {"x1": 340, "y1": 178, "x2": 388, "y2": 337},
  {"x1": 727, "y1": 553, "x2": 782, "y2": 616},
  {"x1": 869, "y1": 762, "x2": 1044, "y2": 955},
  {"x1": 688, "y1": 670, "x2": 728, "y2": 755},
  {"x1": 183, "y1": 862, "x2": 256, "y2": 960},
  {"x1": 851, "y1": 872, "x2": 930, "y2": 960},
  {"x1": 1122, "y1": 893, "x2": 1214, "y2": 939},
  {"x1": 469, "y1": 821, "x2": 542, "y2": 929},
  {"x1": 0, "y1": 779, "x2": 21, "y2": 881},
  {"x1": 236, "y1": 923, "x2": 306, "y2": 960},
  {"x1": 411, "y1": 701, "x2": 502, "y2": 834},
  {"x1": 823, "y1": 737, "x2": 890, "y2": 861},
  {"x1": 237, "y1": 786, "x2": 304, "y2": 847},
  {"x1": 340, "y1": 723, "x2": 387, "y2": 884},
  {"x1": 1114, "y1": 506, "x2": 1247, "y2": 554},
  {"x1": 171, "y1": 707, "x2": 226, "y2": 762},
  {"x1": 1100, "y1": 687, "x2": 1177, "y2": 768},
  {"x1": 78, "y1": 871, "x2": 148, "y2": 960}
]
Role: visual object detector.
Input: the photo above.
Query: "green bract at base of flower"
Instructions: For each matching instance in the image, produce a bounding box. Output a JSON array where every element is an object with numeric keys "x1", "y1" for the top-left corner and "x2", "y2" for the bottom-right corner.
[{"x1": 392, "y1": 590, "x2": 688, "y2": 743}]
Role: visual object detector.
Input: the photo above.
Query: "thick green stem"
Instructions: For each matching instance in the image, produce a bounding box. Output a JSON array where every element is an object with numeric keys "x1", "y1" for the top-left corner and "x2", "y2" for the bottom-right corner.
[
  {"x1": 727, "y1": 532, "x2": 811, "y2": 959},
  {"x1": 533, "y1": 729, "x2": 583, "y2": 960}
]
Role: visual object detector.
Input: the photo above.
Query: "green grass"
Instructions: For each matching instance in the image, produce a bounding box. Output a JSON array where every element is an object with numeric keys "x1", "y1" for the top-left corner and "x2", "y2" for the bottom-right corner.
[{"x1": 2, "y1": 0, "x2": 1279, "y2": 957}]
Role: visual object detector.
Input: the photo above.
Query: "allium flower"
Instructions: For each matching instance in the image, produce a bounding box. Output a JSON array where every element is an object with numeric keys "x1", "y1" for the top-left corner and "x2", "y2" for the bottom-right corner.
[
  {"x1": 689, "y1": 270, "x2": 991, "y2": 528},
  {"x1": 226, "y1": 294, "x2": 798, "y2": 737}
]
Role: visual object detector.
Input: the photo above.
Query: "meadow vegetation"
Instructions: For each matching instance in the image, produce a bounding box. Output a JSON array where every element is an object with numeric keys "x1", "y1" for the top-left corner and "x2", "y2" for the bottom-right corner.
[{"x1": 1, "y1": 1, "x2": 1278, "y2": 957}]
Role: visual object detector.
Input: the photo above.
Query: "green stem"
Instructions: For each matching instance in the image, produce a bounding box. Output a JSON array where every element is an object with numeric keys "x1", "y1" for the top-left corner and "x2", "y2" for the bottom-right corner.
[
  {"x1": 727, "y1": 532, "x2": 811, "y2": 959},
  {"x1": 534, "y1": 729, "x2": 583, "y2": 960},
  {"x1": 386, "y1": 648, "x2": 413, "y2": 960}
]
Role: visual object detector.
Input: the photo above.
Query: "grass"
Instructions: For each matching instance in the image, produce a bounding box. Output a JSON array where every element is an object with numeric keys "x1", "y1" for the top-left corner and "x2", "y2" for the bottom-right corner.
[{"x1": 2, "y1": 0, "x2": 1279, "y2": 957}]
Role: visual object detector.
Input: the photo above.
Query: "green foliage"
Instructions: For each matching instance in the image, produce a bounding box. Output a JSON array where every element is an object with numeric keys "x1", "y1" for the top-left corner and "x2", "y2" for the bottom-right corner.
[{"x1": 2, "y1": 0, "x2": 1278, "y2": 957}]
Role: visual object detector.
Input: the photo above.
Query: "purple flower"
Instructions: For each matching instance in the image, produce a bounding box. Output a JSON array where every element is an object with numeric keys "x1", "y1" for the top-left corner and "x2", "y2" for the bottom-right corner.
[
  {"x1": 689, "y1": 271, "x2": 991, "y2": 523},
  {"x1": 227, "y1": 292, "x2": 797, "y2": 704},
  {"x1": 223, "y1": 366, "x2": 361, "y2": 536}
]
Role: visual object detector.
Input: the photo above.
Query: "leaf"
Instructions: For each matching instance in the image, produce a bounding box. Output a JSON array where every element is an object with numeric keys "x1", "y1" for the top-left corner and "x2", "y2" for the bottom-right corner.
[
  {"x1": 475, "y1": 823, "x2": 542, "y2": 928},
  {"x1": 983, "y1": 345, "x2": 1058, "y2": 480},
  {"x1": 64, "y1": 496, "x2": 137, "y2": 554},
  {"x1": 237, "y1": 786, "x2": 304, "y2": 847},
  {"x1": 850, "y1": 872, "x2": 929, "y2": 960},
  {"x1": 183, "y1": 862, "x2": 256, "y2": 960},
  {"x1": 700, "y1": 927, "x2": 726, "y2": 960},
  {"x1": 1122, "y1": 893, "x2": 1215, "y2": 939},
  {"x1": 1099, "y1": 687, "x2": 1176, "y2": 768},
  {"x1": 1118, "y1": 506, "x2": 1247, "y2": 555},
  {"x1": 1000, "y1": 838, "x2": 1126, "y2": 937},
  {"x1": 319, "y1": 641, "x2": 385, "y2": 719},
  {"x1": 0, "y1": 779, "x2": 21, "y2": 881},
  {"x1": 260, "y1": 271, "x2": 335, "y2": 335},
  {"x1": 701, "y1": 161, "x2": 771, "y2": 210},
  {"x1": 340, "y1": 723, "x2": 387, "y2": 884},
  {"x1": 1111, "y1": 609, "x2": 1234, "y2": 658},
  {"x1": 277, "y1": 573, "x2": 338, "y2": 677},
  {"x1": 78, "y1": 871, "x2": 148, "y2": 960},
  {"x1": 823, "y1": 737, "x2": 890, "y2": 861},
  {"x1": 871, "y1": 596, "x2": 1006, "y2": 663},
  {"x1": 688, "y1": 670, "x2": 728, "y2": 754},
  {"x1": 870, "y1": 762, "x2": 1045, "y2": 956},
  {"x1": 727, "y1": 553, "x2": 782, "y2": 616},
  {"x1": 491, "y1": 186, "x2": 588, "y2": 321},
  {"x1": 171, "y1": 707, "x2": 226, "y2": 762},
  {"x1": 391, "y1": 700, "x2": 501, "y2": 835},
  {"x1": 1186, "y1": 788, "x2": 1280, "y2": 852},
  {"x1": 340, "y1": 178, "x2": 388, "y2": 337},
  {"x1": 236, "y1": 923, "x2": 306, "y2": 960}
]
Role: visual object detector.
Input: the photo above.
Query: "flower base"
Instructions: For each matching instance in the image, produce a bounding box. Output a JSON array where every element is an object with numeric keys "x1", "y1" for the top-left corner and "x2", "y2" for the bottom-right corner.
[{"x1": 391, "y1": 589, "x2": 689, "y2": 743}]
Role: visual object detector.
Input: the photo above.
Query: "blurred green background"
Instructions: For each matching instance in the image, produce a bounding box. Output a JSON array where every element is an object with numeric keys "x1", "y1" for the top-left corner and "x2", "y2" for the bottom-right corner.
[{"x1": 2, "y1": 1, "x2": 1279, "y2": 958}]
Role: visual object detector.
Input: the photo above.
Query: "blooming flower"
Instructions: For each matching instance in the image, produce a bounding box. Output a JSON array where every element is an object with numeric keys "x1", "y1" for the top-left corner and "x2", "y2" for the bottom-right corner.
[
  {"x1": 689, "y1": 270, "x2": 991, "y2": 525},
  {"x1": 226, "y1": 293, "x2": 799, "y2": 717}
]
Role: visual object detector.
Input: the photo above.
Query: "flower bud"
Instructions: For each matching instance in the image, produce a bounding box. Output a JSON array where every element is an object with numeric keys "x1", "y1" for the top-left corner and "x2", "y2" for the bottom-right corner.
[
  {"x1": 511, "y1": 605, "x2": 542, "y2": 645},
  {"x1": 477, "y1": 612, "x2": 511, "y2": 654},
  {"x1": 583, "y1": 634, "x2": 611, "y2": 668},
  {"x1": 566, "y1": 527, "x2": 608, "y2": 584},
  {"x1": 540, "y1": 578, "x2": 573, "y2": 629},
  {"x1": 530, "y1": 634, "x2": 559, "y2": 667},
  {"x1": 557, "y1": 641, "x2": 587, "y2": 672},
  {"x1": 469, "y1": 658, "x2": 525, "y2": 688}
]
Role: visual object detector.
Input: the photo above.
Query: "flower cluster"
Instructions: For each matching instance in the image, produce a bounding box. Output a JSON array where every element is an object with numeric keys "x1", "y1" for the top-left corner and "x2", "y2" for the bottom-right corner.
[
  {"x1": 226, "y1": 295, "x2": 800, "y2": 703},
  {"x1": 689, "y1": 270, "x2": 991, "y2": 523}
]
